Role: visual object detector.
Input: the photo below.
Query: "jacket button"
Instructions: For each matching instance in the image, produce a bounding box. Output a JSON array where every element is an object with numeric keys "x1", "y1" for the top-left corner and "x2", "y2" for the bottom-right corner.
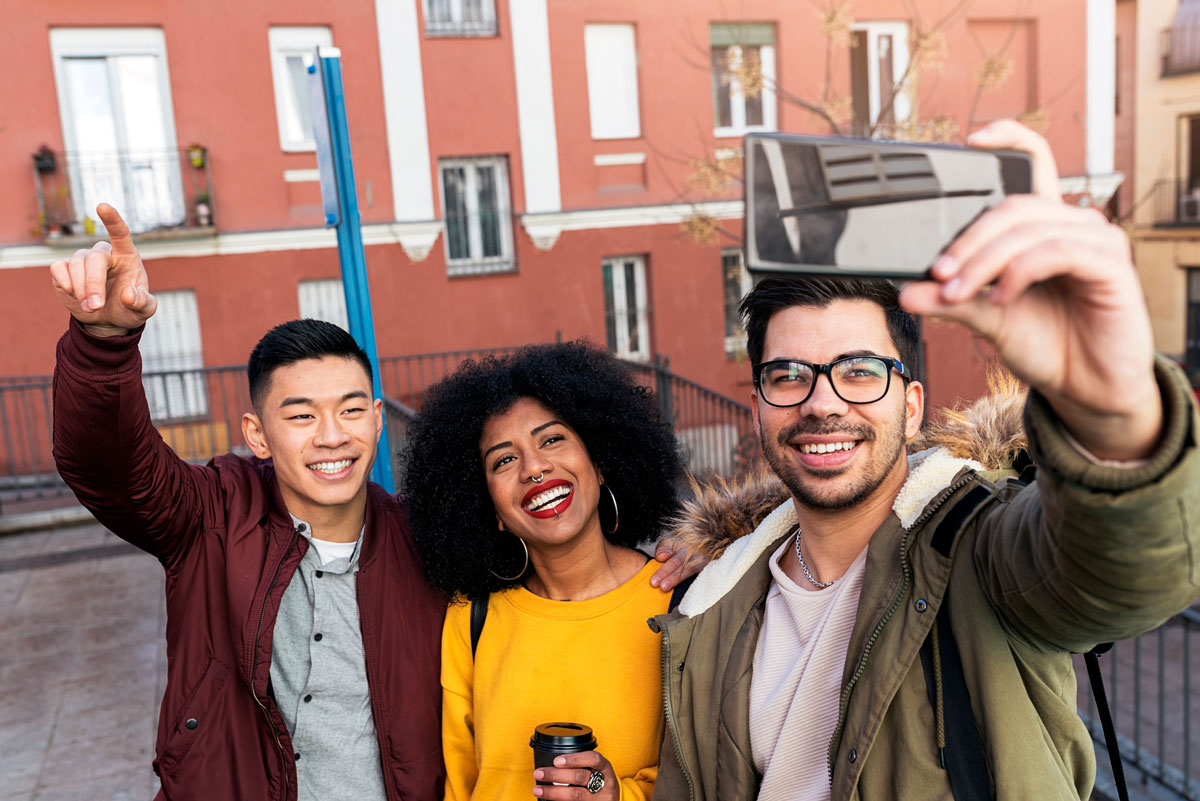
[
  {"x1": 314, "y1": 633, "x2": 323, "y2": 642},
  {"x1": 315, "y1": 570, "x2": 323, "y2": 578},
  {"x1": 915, "y1": 599, "x2": 928, "y2": 613},
  {"x1": 185, "y1": 718, "x2": 198, "y2": 730},
  {"x1": 295, "y1": 752, "x2": 301, "y2": 761},
  {"x1": 304, "y1": 694, "x2": 313, "y2": 703},
  {"x1": 676, "y1": 662, "x2": 684, "y2": 672},
  {"x1": 848, "y1": 748, "x2": 857, "y2": 764}
]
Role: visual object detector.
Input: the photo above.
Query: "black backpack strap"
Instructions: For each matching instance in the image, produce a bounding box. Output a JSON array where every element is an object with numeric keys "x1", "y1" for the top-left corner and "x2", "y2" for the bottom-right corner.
[
  {"x1": 1084, "y1": 644, "x2": 1130, "y2": 801},
  {"x1": 920, "y1": 597, "x2": 994, "y2": 801},
  {"x1": 668, "y1": 575, "x2": 696, "y2": 612},
  {"x1": 470, "y1": 595, "x2": 488, "y2": 661}
]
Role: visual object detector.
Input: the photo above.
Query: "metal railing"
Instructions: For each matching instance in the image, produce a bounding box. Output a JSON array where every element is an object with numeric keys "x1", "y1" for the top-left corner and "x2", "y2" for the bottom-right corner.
[
  {"x1": 1163, "y1": 25, "x2": 1200, "y2": 77},
  {"x1": 0, "y1": 347, "x2": 757, "y2": 513},
  {"x1": 1150, "y1": 179, "x2": 1200, "y2": 227},
  {"x1": 424, "y1": 0, "x2": 497, "y2": 36},
  {"x1": 1076, "y1": 607, "x2": 1200, "y2": 800},
  {"x1": 32, "y1": 147, "x2": 214, "y2": 240}
]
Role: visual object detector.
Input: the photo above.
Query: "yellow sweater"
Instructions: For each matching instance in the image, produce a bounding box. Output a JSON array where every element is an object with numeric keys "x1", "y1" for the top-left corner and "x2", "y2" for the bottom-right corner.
[{"x1": 442, "y1": 559, "x2": 670, "y2": 801}]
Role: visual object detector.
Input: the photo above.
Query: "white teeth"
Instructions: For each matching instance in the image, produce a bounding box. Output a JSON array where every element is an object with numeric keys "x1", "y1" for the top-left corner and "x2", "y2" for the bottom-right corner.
[
  {"x1": 309, "y1": 459, "x2": 352, "y2": 474},
  {"x1": 798, "y1": 441, "x2": 857, "y2": 455},
  {"x1": 525, "y1": 485, "x2": 571, "y2": 512}
]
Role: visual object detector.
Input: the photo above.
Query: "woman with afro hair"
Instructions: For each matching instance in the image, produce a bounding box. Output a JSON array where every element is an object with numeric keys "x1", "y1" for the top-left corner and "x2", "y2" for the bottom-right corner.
[{"x1": 403, "y1": 341, "x2": 693, "y2": 801}]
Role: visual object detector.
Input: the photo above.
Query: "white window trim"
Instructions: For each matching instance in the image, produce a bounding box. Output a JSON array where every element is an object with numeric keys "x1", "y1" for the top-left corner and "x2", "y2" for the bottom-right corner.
[
  {"x1": 438, "y1": 156, "x2": 515, "y2": 276},
  {"x1": 49, "y1": 28, "x2": 180, "y2": 163},
  {"x1": 604, "y1": 255, "x2": 650, "y2": 362},
  {"x1": 722, "y1": 249, "x2": 752, "y2": 356},
  {"x1": 423, "y1": 0, "x2": 497, "y2": 37},
  {"x1": 584, "y1": 24, "x2": 642, "y2": 140},
  {"x1": 851, "y1": 21, "x2": 912, "y2": 129},
  {"x1": 713, "y1": 43, "x2": 777, "y2": 139},
  {"x1": 268, "y1": 26, "x2": 333, "y2": 153}
]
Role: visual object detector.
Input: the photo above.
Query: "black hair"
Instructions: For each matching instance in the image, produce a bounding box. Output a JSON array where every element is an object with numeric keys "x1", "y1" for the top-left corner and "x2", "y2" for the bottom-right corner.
[
  {"x1": 247, "y1": 319, "x2": 373, "y2": 409},
  {"x1": 739, "y1": 276, "x2": 920, "y2": 376},
  {"x1": 402, "y1": 341, "x2": 683, "y2": 599}
]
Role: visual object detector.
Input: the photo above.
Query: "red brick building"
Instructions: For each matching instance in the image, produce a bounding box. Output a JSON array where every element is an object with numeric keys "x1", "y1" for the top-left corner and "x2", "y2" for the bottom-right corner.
[{"x1": 0, "y1": 0, "x2": 1119, "y2": 414}]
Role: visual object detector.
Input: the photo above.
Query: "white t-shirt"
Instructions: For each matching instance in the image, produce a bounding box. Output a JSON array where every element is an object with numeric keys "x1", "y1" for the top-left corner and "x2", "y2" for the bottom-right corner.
[
  {"x1": 750, "y1": 534, "x2": 869, "y2": 801},
  {"x1": 307, "y1": 535, "x2": 358, "y2": 567}
]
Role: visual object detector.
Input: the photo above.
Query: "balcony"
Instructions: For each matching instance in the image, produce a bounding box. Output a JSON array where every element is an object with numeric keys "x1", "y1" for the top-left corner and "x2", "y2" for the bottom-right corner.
[
  {"x1": 1150, "y1": 179, "x2": 1200, "y2": 227},
  {"x1": 1162, "y1": 25, "x2": 1200, "y2": 77},
  {"x1": 31, "y1": 146, "x2": 214, "y2": 244}
]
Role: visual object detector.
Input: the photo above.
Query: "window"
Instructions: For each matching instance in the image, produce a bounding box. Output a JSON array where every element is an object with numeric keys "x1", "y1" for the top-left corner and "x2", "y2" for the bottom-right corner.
[
  {"x1": 584, "y1": 24, "x2": 641, "y2": 140},
  {"x1": 268, "y1": 27, "x2": 333, "y2": 152},
  {"x1": 49, "y1": 28, "x2": 184, "y2": 233},
  {"x1": 722, "y1": 249, "x2": 753, "y2": 356},
  {"x1": 424, "y1": 0, "x2": 496, "y2": 37},
  {"x1": 603, "y1": 256, "x2": 650, "y2": 361},
  {"x1": 710, "y1": 23, "x2": 777, "y2": 137},
  {"x1": 299, "y1": 279, "x2": 349, "y2": 332},
  {"x1": 140, "y1": 290, "x2": 208, "y2": 421},
  {"x1": 1188, "y1": 269, "x2": 1200, "y2": 367},
  {"x1": 439, "y1": 157, "x2": 514, "y2": 276},
  {"x1": 850, "y1": 22, "x2": 911, "y2": 136}
]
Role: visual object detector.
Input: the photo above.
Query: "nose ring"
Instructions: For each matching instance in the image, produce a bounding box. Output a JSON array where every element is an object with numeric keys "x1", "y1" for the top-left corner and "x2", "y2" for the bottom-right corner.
[{"x1": 530, "y1": 472, "x2": 544, "y2": 483}]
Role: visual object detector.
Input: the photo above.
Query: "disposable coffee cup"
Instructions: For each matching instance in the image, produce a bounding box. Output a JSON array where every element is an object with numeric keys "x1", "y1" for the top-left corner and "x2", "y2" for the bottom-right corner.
[{"x1": 530, "y1": 722, "x2": 597, "y2": 786}]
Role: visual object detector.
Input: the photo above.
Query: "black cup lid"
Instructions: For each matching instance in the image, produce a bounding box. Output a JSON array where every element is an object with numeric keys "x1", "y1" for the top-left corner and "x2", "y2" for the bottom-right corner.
[{"x1": 530, "y1": 722, "x2": 596, "y2": 750}]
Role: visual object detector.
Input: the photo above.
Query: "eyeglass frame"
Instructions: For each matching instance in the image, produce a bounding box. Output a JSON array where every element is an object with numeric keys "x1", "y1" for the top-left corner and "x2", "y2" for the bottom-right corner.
[{"x1": 752, "y1": 355, "x2": 913, "y2": 408}]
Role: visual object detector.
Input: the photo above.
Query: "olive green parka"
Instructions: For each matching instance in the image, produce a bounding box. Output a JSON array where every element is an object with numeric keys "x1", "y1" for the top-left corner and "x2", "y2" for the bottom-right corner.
[{"x1": 651, "y1": 358, "x2": 1200, "y2": 801}]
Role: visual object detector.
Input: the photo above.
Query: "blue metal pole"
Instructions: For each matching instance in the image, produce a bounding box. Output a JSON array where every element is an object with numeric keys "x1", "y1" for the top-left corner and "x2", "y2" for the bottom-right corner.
[{"x1": 315, "y1": 52, "x2": 395, "y2": 492}]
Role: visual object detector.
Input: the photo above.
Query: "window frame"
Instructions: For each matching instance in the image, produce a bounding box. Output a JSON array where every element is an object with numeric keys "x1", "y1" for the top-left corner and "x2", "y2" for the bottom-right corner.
[
  {"x1": 710, "y1": 25, "x2": 777, "y2": 138},
  {"x1": 722, "y1": 248, "x2": 753, "y2": 357},
  {"x1": 423, "y1": 0, "x2": 498, "y2": 38},
  {"x1": 298, "y1": 279, "x2": 350, "y2": 332},
  {"x1": 603, "y1": 255, "x2": 651, "y2": 362},
  {"x1": 438, "y1": 156, "x2": 515, "y2": 277},
  {"x1": 584, "y1": 23, "x2": 642, "y2": 140},
  {"x1": 268, "y1": 26, "x2": 333, "y2": 153},
  {"x1": 850, "y1": 21, "x2": 912, "y2": 133},
  {"x1": 1188, "y1": 268, "x2": 1200, "y2": 367}
]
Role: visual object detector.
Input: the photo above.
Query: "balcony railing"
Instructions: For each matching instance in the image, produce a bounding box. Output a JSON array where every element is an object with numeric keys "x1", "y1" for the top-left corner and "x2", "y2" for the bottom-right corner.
[
  {"x1": 1150, "y1": 179, "x2": 1200, "y2": 227},
  {"x1": 1163, "y1": 25, "x2": 1200, "y2": 77},
  {"x1": 31, "y1": 147, "x2": 214, "y2": 242}
]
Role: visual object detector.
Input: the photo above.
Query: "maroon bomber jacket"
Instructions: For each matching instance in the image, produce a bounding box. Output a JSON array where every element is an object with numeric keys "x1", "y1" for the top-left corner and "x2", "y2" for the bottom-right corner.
[{"x1": 52, "y1": 320, "x2": 447, "y2": 801}]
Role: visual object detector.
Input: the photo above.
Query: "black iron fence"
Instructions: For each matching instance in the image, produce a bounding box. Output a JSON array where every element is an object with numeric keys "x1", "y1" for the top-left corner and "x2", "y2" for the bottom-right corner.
[
  {"x1": 32, "y1": 146, "x2": 214, "y2": 240},
  {"x1": 0, "y1": 346, "x2": 757, "y2": 513},
  {"x1": 1163, "y1": 25, "x2": 1200, "y2": 77},
  {"x1": 1077, "y1": 607, "x2": 1200, "y2": 800}
]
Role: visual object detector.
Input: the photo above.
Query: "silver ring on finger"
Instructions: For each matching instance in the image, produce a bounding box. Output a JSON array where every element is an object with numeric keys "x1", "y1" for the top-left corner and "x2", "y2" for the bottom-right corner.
[{"x1": 586, "y1": 770, "x2": 605, "y2": 794}]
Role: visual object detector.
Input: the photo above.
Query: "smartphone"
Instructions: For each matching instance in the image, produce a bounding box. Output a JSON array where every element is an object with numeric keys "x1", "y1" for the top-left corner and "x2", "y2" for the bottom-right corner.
[{"x1": 743, "y1": 133, "x2": 1033, "y2": 279}]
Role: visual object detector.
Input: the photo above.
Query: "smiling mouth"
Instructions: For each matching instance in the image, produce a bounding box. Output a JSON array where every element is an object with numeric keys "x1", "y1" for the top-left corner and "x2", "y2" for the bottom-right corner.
[
  {"x1": 308, "y1": 458, "x2": 354, "y2": 475},
  {"x1": 797, "y1": 441, "x2": 858, "y2": 455},
  {"x1": 525, "y1": 485, "x2": 572, "y2": 513}
]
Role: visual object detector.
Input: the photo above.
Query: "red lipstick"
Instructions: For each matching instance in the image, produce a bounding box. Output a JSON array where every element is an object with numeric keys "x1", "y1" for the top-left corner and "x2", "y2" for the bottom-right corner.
[{"x1": 522, "y1": 479, "x2": 574, "y2": 519}]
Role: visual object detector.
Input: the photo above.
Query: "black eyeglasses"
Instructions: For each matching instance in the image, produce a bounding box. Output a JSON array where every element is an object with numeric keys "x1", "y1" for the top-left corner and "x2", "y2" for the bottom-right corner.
[{"x1": 752, "y1": 356, "x2": 912, "y2": 408}]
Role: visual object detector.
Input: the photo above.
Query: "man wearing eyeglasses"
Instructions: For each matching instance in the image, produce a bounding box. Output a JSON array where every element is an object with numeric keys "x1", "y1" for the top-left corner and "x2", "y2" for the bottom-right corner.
[{"x1": 650, "y1": 121, "x2": 1200, "y2": 801}]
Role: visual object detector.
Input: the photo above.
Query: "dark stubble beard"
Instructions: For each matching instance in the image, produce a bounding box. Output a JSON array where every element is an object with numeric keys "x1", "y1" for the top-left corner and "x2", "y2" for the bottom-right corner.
[{"x1": 760, "y1": 405, "x2": 907, "y2": 511}]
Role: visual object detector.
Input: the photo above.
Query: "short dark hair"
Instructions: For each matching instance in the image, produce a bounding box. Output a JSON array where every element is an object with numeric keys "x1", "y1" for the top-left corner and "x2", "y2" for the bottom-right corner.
[
  {"x1": 247, "y1": 319, "x2": 373, "y2": 409},
  {"x1": 402, "y1": 341, "x2": 683, "y2": 599},
  {"x1": 739, "y1": 276, "x2": 920, "y2": 376}
]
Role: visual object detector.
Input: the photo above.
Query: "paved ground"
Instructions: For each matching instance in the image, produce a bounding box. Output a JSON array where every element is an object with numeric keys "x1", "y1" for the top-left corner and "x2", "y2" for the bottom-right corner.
[
  {"x1": 0, "y1": 523, "x2": 163, "y2": 800},
  {"x1": 1, "y1": 520, "x2": 1197, "y2": 801}
]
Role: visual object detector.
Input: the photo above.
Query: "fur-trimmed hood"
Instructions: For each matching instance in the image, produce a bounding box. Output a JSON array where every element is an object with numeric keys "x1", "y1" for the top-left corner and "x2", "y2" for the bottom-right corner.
[{"x1": 671, "y1": 370, "x2": 1027, "y2": 617}]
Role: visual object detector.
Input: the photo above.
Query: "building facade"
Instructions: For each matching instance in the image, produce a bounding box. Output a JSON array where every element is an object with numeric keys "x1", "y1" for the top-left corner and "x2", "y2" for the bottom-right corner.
[
  {"x1": 1130, "y1": 0, "x2": 1200, "y2": 373},
  {"x1": 0, "y1": 0, "x2": 1116, "y2": 413}
]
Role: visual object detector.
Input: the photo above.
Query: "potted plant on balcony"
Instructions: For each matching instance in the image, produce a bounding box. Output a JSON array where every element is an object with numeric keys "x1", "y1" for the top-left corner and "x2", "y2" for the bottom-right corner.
[
  {"x1": 193, "y1": 190, "x2": 212, "y2": 227},
  {"x1": 33, "y1": 145, "x2": 56, "y2": 174},
  {"x1": 188, "y1": 144, "x2": 207, "y2": 169}
]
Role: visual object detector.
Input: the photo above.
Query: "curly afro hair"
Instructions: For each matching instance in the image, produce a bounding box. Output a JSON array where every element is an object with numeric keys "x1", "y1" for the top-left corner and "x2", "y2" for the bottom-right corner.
[{"x1": 402, "y1": 341, "x2": 684, "y2": 599}]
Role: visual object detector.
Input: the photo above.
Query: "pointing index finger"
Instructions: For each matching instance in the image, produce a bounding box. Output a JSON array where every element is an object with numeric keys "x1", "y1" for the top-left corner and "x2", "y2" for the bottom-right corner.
[{"x1": 96, "y1": 203, "x2": 137, "y2": 255}]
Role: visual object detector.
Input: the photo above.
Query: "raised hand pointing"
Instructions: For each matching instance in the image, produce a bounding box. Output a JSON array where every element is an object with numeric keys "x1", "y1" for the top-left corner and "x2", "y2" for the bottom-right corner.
[{"x1": 49, "y1": 204, "x2": 157, "y2": 337}]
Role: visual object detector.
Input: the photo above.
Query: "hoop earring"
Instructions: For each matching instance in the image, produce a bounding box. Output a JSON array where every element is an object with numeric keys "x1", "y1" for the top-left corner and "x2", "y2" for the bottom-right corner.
[
  {"x1": 600, "y1": 484, "x2": 619, "y2": 535},
  {"x1": 489, "y1": 533, "x2": 529, "y2": 581}
]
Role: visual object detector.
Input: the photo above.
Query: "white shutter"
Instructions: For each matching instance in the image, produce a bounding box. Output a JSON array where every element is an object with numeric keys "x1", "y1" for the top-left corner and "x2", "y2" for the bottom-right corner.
[
  {"x1": 584, "y1": 25, "x2": 641, "y2": 139},
  {"x1": 298, "y1": 279, "x2": 350, "y2": 331},
  {"x1": 140, "y1": 290, "x2": 207, "y2": 420}
]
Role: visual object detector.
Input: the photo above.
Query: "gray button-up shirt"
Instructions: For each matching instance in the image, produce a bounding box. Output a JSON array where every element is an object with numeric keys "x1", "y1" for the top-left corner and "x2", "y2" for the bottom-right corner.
[{"x1": 270, "y1": 518, "x2": 386, "y2": 801}]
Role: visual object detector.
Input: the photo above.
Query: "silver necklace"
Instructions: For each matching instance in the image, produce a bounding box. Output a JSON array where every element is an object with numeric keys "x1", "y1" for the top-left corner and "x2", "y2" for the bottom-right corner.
[{"x1": 794, "y1": 528, "x2": 836, "y2": 589}]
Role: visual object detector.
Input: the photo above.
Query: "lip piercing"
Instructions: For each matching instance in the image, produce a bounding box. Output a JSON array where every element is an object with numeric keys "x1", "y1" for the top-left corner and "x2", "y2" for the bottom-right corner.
[{"x1": 531, "y1": 472, "x2": 544, "y2": 483}]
